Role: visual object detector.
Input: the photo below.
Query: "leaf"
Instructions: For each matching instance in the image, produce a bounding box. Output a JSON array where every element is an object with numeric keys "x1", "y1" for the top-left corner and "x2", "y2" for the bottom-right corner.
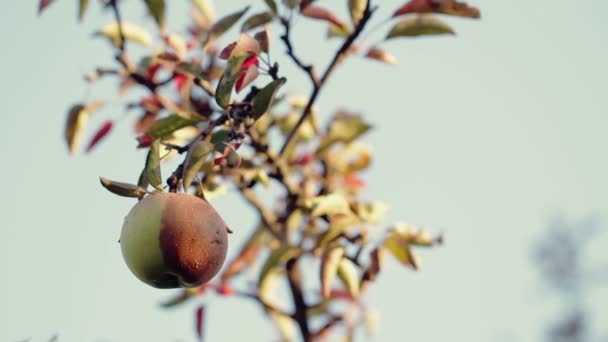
[
  {"x1": 95, "y1": 22, "x2": 153, "y2": 47},
  {"x1": 78, "y1": 0, "x2": 90, "y2": 21},
  {"x1": 317, "y1": 113, "x2": 371, "y2": 153},
  {"x1": 195, "y1": 305, "x2": 205, "y2": 340},
  {"x1": 145, "y1": 139, "x2": 162, "y2": 190},
  {"x1": 283, "y1": 0, "x2": 299, "y2": 9},
  {"x1": 386, "y1": 14, "x2": 454, "y2": 39},
  {"x1": 383, "y1": 225, "x2": 425, "y2": 270},
  {"x1": 209, "y1": 6, "x2": 250, "y2": 39},
  {"x1": 348, "y1": 0, "x2": 366, "y2": 25},
  {"x1": 144, "y1": 0, "x2": 165, "y2": 28},
  {"x1": 258, "y1": 245, "x2": 299, "y2": 296},
  {"x1": 304, "y1": 193, "x2": 351, "y2": 217},
  {"x1": 264, "y1": 0, "x2": 278, "y2": 14},
  {"x1": 355, "y1": 202, "x2": 389, "y2": 224},
  {"x1": 253, "y1": 26, "x2": 271, "y2": 53},
  {"x1": 99, "y1": 177, "x2": 148, "y2": 198},
  {"x1": 38, "y1": 0, "x2": 55, "y2": 15},
  {"x1": 251, "y1": 78, "x2": 285, "y2": 120},
  {"x1": 364, "y1": 46, "x2": 397, "y2": 65},
  {"x1": 145, "y1": 112, "x2": 203, "y2": 138},
  {"x1": 327, "y1": 23, "x2": 351, "y2": 39},
  {"x1": 215, "y1": 53, "x2": 250, "y2": 109},
  {"x1": 193, "y1": 0, "x2": 215, "y2": 21},
  {"x1": 219, "y1": 34, "x2": 262, "y2": 60},
  {"x1": 86, "y1": 120, "x2": 114, "y2": 153},
  {"x1": 268, "y1": 310, "x2": 295, "y2": 341},
  {"x1": 221, "y1": 227, "x2": 270, "y2": 282},
  {"x1": 337, "y1": 257, "x2": 360, "y2": 298},
  {"x1": 160, "y1": 289, "x2": 197, "y2": 308},
  {"x1": 301, "y1": 5, "x2": 345, "y2": 29},
  {"x1": 361, "y1": 247, "x2": 384, "y2": 288},
  {"x1": 182, "y1": 141, "x2": 215, "y2": 189},
  {"x1": 241, "y1": 11, "x2": 274, "y2": 32},
  {"x1": 64, "y1": 104, "x2": 88, "y2": 156},
  {"x1": 393, "y1": 0, "x2": 480, "y2": 19},
  {"x1": 321, "y1": 245, "x2": 345, "y2": 298}
]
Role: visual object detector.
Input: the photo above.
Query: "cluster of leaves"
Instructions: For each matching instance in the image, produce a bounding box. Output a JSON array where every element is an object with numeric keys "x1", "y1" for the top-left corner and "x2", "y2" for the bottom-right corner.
[{"x1": 42, "y1": 0, "x2": 479, "y2": 340}]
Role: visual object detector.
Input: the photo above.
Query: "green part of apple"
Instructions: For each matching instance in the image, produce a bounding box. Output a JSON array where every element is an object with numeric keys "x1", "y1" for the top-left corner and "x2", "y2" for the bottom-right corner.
[{"x1": 120, "y1": 192, "x2": 228, "y2": 289}]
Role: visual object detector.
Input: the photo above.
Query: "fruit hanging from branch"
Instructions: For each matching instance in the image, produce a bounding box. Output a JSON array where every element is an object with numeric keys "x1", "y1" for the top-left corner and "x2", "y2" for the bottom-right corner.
[{"x1": 120, "y1": 192, "x2": 228, "y2": 289}]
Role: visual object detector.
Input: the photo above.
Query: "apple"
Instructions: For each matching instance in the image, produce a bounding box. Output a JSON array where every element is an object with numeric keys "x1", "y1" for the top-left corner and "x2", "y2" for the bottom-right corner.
[{"x1": 120, "y1": 192, "x2": 228, "y2": 289}]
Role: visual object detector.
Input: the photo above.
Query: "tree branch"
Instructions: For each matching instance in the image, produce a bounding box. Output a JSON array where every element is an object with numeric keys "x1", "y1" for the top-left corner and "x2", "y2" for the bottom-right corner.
[
  {"x1": 279, "y1": 1, "x2": 376, "y2": 156},
  {"x1": 286, "y1": 257, "x2": 311, "y2": 342},
  {"x1": 109, "y1": 0, "x2": 126, "y2": 52}
]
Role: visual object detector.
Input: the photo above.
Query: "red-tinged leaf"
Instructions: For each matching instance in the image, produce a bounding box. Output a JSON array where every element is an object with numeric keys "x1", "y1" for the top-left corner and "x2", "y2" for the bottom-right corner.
[
  {"x1": 174, "y1": 73, "x2": 187, "y2": 91},
  {"x1": 364, "y1": 47, "x2": 397, "y2": 65},
  {"x1": 299, "y1": 0, "x2": 316, "y2": 10},
  {"x1": 328, "y1": 289, "x2": 355, "y2": 301},
  {"x1": 215, "y1": 53, "x2": 251, "y2": 109},
  {"x1": 146, "y1": 64, "x2": 162, "y2": 80},
  {"x1": 38, "y1": 0, "x2": 55, "y2": 15},
  {"x1": 140, "y1": 96, "x2": 164, "y2": 112},
  {"x1": 301, "y1": 5, "x2": 345, "y2": 29},
  {"x1": 219, "y1": 34, "x2": 261, "y2": 61},
  {"x1": 219, "y1": 42, "x2": 237, "y2": 59},
  {"x1": 291, "y1": 153, "x2": 316, "y2": 166},
  {"x1": 136, "y1": 135, "x2": 155, "y2": 148},
  {"x1": 86, "y1": 120, "x2": 114, "y2": 153},
  {"x1": 344, "y1": 173, "x2": 366, "y2": 190},
  {"x1": 215, "y1": 283, "x2": 236, "y2": 296},
  {"x1": 135, "y1": 112, "x2": 158, "y2": 134},
  {"x1": 393, "y1": 0, "x2": 480, "y2": 19},
  {"x1": 386, "y1": 14, "x2": 454, "y2": 39},
  {"x1": 242, "y1": 55, "x2": 259, "y2": 69},
  {"x1": 235, "y1": 65, "x2": 259, "y2": 93},
  {"x1": 195, "y1": 305, "x2": 205, "y2": 340}
]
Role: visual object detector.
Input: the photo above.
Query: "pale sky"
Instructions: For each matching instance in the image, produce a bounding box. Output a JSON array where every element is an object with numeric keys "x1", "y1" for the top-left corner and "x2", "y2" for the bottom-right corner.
[{"x1": 1, "y1": 1, "x2": 607, "y2": 341}]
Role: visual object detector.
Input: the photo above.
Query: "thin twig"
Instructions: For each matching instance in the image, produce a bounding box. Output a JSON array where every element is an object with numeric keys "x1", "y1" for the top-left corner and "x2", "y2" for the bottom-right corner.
[
  {"x1": 279, "y1": 1, "x2": 376, "y2": 156},
  {"x1": 109, "y1": 0, "x2": 126, "y2": 52},
  {"x1": 239, "y1": 186, "x2": 283, "y2": 242},
  {"x1": 279, "y1": 17, "x2": 319, "y2": 86}
]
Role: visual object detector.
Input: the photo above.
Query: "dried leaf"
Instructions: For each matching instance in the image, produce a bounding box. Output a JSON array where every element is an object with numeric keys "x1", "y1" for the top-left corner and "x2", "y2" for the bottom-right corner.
[
  {"x1": 144, "y1": 0, "x2": 166, "y2": 28},
  {"x1": 95, "y1": 22, "x2": 153, "y2": 47},
  {"x1": 193, "y1": 0, "x2": 215, "y2": 21},
  {"x1": 364, "y1": 46, "x2": 397, "y2": 65},
  {"x1": 321, "y1": 245, "x2": 345, "y2": 298},
  {"x1": 78, "y1": 0, "x2": 90, "y2": 21},
  {"x1": 348, "y1": 0, "x2": 366, "y2": 25},
  {"x1": 86, "y1": 120, "x2": 114, "y2": 153},
  {"x1": 337, "y1": 257, "x2": 360, "y2": 298},
  {"x1": 241, "y1": 11, "x2": 274, "y2": 32},
  {"x1": 253, "y1": 26, "x2": 271, "y2": 53},
  {"x1": 383, "y1": 225, "x2": 428, "y2": 270},
  {"x1": 361, "y1": 247, "x2": 384, "y2": 287},
  {"x1": 145, "y1": 139, "x2": 162, "y2": 190},
  {"x1": 393, "y1": 0, "x2": 480, "y2": 19},
  {"x1": 318, "y1": 113, "x2": 371, "y2": 153},
  {"x1": 99, "y1": 177, "x2": 148, "y2": 198},
  {"x1": 38, "y1": 0, "x2": 55, "y2": 15},
  {"x1": 301, "y1": 5, "x2": 345, "y2": 29},
  {"x1": 64, "y1": 104, "x2": 88, "y2": 156},
  {"x1": 304, "y1": 193, "x2": 351, "y2": 217},
  {"x1": 221, "y1": 227, "x2": 270, "y2": 282},
  {"x1": 195, "y1": 305, "x2": 205, "y2": 340},
  {"x1": 182, "y1": 141, "x2": 215, "y2": 189},
  {"x1": 386, "y1": 14, "x2": 454, "y2": 39}
]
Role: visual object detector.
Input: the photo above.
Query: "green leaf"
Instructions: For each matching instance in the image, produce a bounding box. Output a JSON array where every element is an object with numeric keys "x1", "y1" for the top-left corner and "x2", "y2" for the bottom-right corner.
[
  {"x1": 144, "y1": 0, "x2": 165, "y2": 28},
  {"x1": 145, "y1": 112, "x2": 203, "y2": 138},
  {"x1": 215, "y1": 53, "x2": 250, "y2": 109},
  {"x1": 95, "y1": 22, "x2": 153, "y2": 47},
  {"x1": 383, "y1": 224, "x2": 436, "y2": 270},
  {"x1": 251, "y1": 78, "x2": 285, "y2": 120},
  {"x1": 282, "y1": 0, "x2": 299, "y2": 9},
  {"x1": 209, "y1": 6, "x2": 250, "y2": 39},
  {"x1": 241, "y1": 11, "x2": 274, "y2": 32},
  {"x1": 321, "y1": 245, "x2": 345, "y2": 298},
  {"x1": 264, "y1": 0, "x2": 278, "y2": 14},
  {"x1": 386, "y1": 14, "x2": 454, "y2": 39},
  {"x1": 337, "y1": 257, "x2": 360, "y2": 298},
  {"x1": 304, "y1": 193, "x2": 352, "y2": 217},
  {"x1": 99, "y1": 177, "x2": 148, "y2": 198},
  {"x1": 145, "y1": 139, "x2": 162, "y2": 190},
  {"x1": 182, "y1": 141, "x2": 215, "y2": 189},
  {"x1": 327, "y1": 22, "x2": 351, "y2": 39},
  {"x1": 317, "y1": 113, "x2": 371, "y2": 153},
  {"x1": 78, "y1": 0, "x2": 89, "y2": 21}
]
